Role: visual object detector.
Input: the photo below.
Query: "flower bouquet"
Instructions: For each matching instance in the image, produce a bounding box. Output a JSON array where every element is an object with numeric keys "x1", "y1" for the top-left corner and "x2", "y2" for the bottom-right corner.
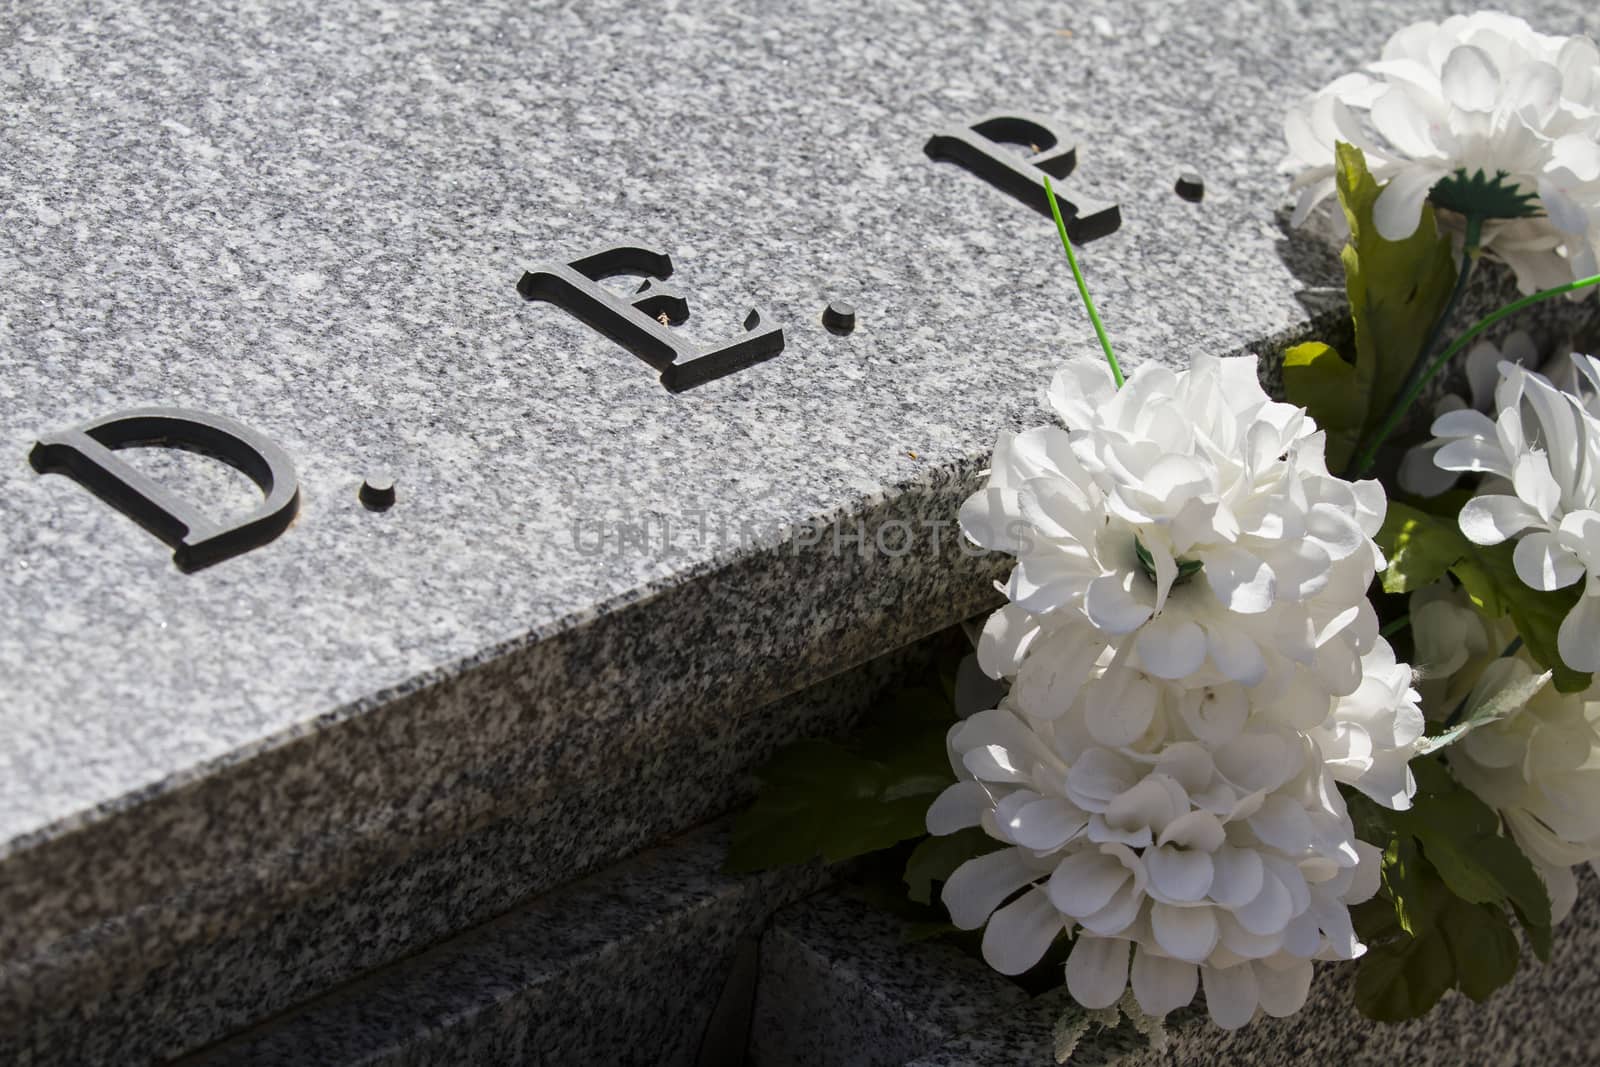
[{"x1": 730, "y1": 11, "x2": 1600, "y2": 1056}]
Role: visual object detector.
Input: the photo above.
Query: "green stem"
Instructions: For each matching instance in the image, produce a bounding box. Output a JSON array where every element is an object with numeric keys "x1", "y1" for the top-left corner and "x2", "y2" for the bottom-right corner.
[
  {"x1": 1379, "y1": 614, "x2": 1410, "y2": 638},
  {"x1": 1351, "y1": 267, "x2": 1600, "y2": 478},
  {"x1": 1346, "y1": 214, "x2": 1483, "y2": 479},
  {"x1": 1043, "y1": 175, "x2": 1122, "y2": 388}
]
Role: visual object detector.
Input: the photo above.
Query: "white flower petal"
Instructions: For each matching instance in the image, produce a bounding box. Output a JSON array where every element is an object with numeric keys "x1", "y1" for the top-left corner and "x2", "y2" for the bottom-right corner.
[
  {"x1": 1136, "y1": 616, "x2": 1208, "y2": 679},
  {"x1": 1512, "y1": 452, "x2": 1563, "y2": 522},
  {"x1": 1065, "y1": 935, "x2": 1130, "y2": 1010},
  {"x1": 1459, "y1": 494, "x2": 1543, "y2": 545},
  {"x1": 1204, "y1": 546, "x2": 1276, "y2": 614},
  {"x1": 1008, "y1": 797, "x2": 1089, "y2": 852},
  {"x1": 1131, "y1": 948, "x2": 1199, "y2": 1017},
  {"x1": 1047, "y1": 845, "x2": 1135, "y2": 918},
  {"x1": 1441, "y1": 44, "x2": 1500, "y2": 111},
  {"x1": 1084, "y1": 572, "x2": 1155, "y2": 634},
  {"x1": 1147, "y1": 847, "x2": 1216, "y2": 903},
  {"x1": 1201, "y1": 962, "x2": 1261, "y2": 1029},
  {"x1": 1374, "y1": 166, "x2": 1445, "y2": 241},
  {"x1": 926, "y1": 780, "x2": 991, "y2": 835},
  {"x1": 981, "y1": 887, "x2": 1062, "y2": 975},
  {"x1": 1210, "y1": 845, "x2": 1266, "y2": 909},
  {"x1": 1151, "y1": 902, "x2": 1220, "y2": 962},
  {"x1": 942, "y1": 847, "x2": 1039, "y2": 930},
  {"x1": 1558, "y1": 592, "x2": 1600, "y2": 673},
  {"x1": 1234, "y1": 868, "x2": 1294, "y2": 936},
  {"x1": 1513, "y1": 531, "x2": 1585, "y2": 591},
  {"x1": 1255, "y1": 957, "x2": 1314, "y2": 1018},
  {"x1": 1084, "y1": 669, "x2": 1158, "y2": 747}
]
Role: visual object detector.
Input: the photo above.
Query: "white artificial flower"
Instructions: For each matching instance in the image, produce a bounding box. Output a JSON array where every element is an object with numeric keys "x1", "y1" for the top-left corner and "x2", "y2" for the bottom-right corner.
[
  {"x1": 959, "y1": 355, "x2": 1386, "y2": 699},
  {"x1": 1312, "y1": 639, "x2": 1428, "y2": 809},
  {"x1": 926, "y1": 629, "x2": 1413, "y2": 1029},
  {"x1": 1399, "y1": 331, "x2": 1553, "y2": 497},
  {"x1": 1282, "y1": 12, "x2": 1600, "y2": 293},
  {"x1": 1406, "y1": 580, "x2": 1511, "y2": 715},
  {"x1": 1444, "y1": 660, "x2": 1600, "y2": 921},
  {"x1": 1428, "y1": 354, "x2": 1600, "y2": 671}
]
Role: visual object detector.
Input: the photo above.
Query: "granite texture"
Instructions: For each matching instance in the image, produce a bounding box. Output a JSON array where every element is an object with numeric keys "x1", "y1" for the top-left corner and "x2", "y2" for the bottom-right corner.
[
  {"x1": 3, "y1": 0, "x2": 1600, "y2": 1064},
  {"x1": 173, "y1": 821, "x2": 827, "y2": 1067},
  {"x1": 906, "y1": 988, "x2": 1080, "y2": 1067},
  {"x1": 749, "y1": 889, "x2": 1029, "y2": 1067},
  {"x1": 2, "y1": 629, "x2": 937, "y2": 1065}
]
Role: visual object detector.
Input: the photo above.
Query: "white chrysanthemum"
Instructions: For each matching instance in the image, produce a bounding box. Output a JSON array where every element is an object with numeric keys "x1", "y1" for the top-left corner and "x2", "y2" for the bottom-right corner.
[
  {"x1": 959, "y1": 355, "x2": 1387, "y2": 697},
  {"x1": 926, "y1": 630, "x2": 1415, "y2": 1028},
  {"x1": 1444, "y1": 658, "x2": 1600, "y2": 921},
  {"x1": 1282, "y1": 12, "x2": 1600, "y2": 293},
  {"x1": 1427, "y1": 353, "x2": 1600, "y2": 670}
]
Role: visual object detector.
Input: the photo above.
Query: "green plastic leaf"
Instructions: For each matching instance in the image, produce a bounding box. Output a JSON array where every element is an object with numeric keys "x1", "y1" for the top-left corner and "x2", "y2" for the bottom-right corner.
[
  {"x1": 1375, "y1": 502, "x2": 1592, "y2": 693},
  {"x1": 725, "y1": 737, "x2": 954, "y2": 873},
  {"x1": 1389, "y1": 757, "x2": 1552, "y2": 945},
  {"x1": 1376, "y1": 500, "x2": 1464, "y2": 594},
  {"x1": 904, "y1": 827, "x2": 993, "y2": 905},
  {"x1": 1514, "y1": 897, "x2": 1555, "y2": 963},
  {"x1": 1283, "y1": 144, "x2": 1457, "y2": 471},
  {"x1": 1440, "y1": 897, "x2": 1521, "y2": 1002},
  {"x1": 1381, "y1": 836, "x2": 1430, "y2": 936},
  {"x1": 1416, "y1": 666, "x2": 1552, "y2": 755},
  {"x1": 1354, "y1": 926, "x2": 1456, "y2": 1021},
  {"x1": 1283, "y1": 342, "x2": 1365, "y2": 463}
]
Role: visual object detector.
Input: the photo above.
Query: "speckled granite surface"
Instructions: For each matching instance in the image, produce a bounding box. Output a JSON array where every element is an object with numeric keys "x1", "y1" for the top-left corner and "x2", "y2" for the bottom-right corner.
[
  {"x1": 3, "y1": 0, "x2": 1599, "y2": 1064},
  {"x1": 174, "y1": 821, "x2": 826, "y2": 1067},
  {"x1": 906, "y1": 988, "x2": 1080, "y2": 1067},
  {"x1": 749, "y1": 889, "x2": 1028, "y2": 1067},
  {"x1": 3, "y1": 632, "x2": 932, "y2": 1065}
]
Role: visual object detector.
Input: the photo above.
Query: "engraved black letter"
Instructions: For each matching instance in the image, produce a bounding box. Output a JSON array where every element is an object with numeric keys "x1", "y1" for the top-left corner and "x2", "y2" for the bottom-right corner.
[
  {"x1": 29, "y1": 407, "x2": 301, "y2": 572},
  {"x1": 518, "y1": 245, "x2": 784, "y2": 391},
  {"x1": 925, "y1": 113, "x2": 1121, "y2": 242}
]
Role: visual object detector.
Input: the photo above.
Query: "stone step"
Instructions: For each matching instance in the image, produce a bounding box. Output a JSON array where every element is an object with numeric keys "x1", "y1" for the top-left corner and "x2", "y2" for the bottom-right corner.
[
  {"x1": 4, "y1": 639, "x2": 936, "y2": 1067},
  {"x1": 759, "y1": 878, "x2": 1600, "y2": 1067},
  {"x1": 176, "y1": 820, "x2": 825, "y2": 1067},
  {"x1": 749, "y1": 889, "x2": 1029, "y2": 1067}
]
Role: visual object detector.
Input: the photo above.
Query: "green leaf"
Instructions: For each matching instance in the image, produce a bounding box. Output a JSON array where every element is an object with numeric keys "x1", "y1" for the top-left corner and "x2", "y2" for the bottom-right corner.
[
  {"x1": 1456, "y1": 539, "x2": 1589, "y2": 693},
  {"x1": 1416, "y1": 665, "x2": 1552, "y2": 755},
  {"x1": 904, "y1": 827, "x2": 993, "y2": 905},
  {"x1": 724, "y1": 737, "x2": 955, "y2": 873},
  {"x1": 1354, "y1": 926, "x2": 1456, "y2": 1021},
  {"x1": 1286, "y1": 144, "x2": 1457, "y2": 472},
  {"x1": 1374, "y1": 502, "x2": 1592, "y2": 693},
  {"x1": 1376, "y1": 500, "x2": 1465, "y2": 594},
  {"x1": 1283, "y1": 342, "x2": 1365, "y2": 468},
  {"x1": 1385, "y1": 836, "x2": 1432, "y2": 936},
  {"x1": 1388, "y1": 757, "x2": 1552, "y2": 948},
  {"x1": 1439, "y1": 897, "x2": 1521, "y2": 1002},
  {"x1": 1513, "y1": 896, "x2": 1555, "y2": 963}
]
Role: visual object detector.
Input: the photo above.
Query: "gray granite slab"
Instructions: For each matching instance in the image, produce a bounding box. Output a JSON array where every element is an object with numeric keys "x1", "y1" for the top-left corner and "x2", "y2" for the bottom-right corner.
[
  {"x1": 749, "y1": 889, "x2": 1029, "y2": 1067},
  {"x1": 173, "y1": 820, "x2": 826, "y2": 1067},
  {"x1": 3, "y1": 0, "x2": 1599, "y2": 1063},
  {"x1": 3, "y1": 630, "x2": 935, "y2": 1066}
]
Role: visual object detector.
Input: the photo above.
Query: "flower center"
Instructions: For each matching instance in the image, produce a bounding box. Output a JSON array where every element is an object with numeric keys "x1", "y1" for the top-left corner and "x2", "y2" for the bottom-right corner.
[{"x1": 1134, "y1": 535, "x2": 1204, "y2": 588}]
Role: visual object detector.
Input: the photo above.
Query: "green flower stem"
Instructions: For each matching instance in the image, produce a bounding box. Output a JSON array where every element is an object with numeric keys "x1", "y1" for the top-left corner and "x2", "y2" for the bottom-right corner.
[
  {"x1": 1379, "y1": 614, "x2": 1410, "y2": 638},
  {"x1": 1043, "y1": 175, "x2": 1122, "y2": 388},
  {"x1": 1351, "y1": 266, "x2": 1600, "y2": 478},
  {"x1": 1347, "y1": 213, "x2": 1484, "y2": 479}
]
